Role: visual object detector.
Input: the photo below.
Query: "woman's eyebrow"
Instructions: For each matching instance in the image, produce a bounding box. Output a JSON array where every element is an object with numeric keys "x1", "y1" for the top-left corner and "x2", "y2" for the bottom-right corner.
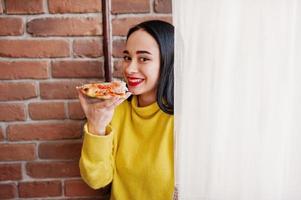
[
  {"x1": 122, "y1": 50, "x2": 152, "y2": 55},
  {"x1": 136, "y1": 50, "x2": 152, "y2": 55}
]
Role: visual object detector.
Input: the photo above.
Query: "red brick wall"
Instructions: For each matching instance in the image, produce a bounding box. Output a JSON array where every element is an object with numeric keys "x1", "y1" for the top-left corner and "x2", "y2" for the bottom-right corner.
[{"x1": 0, "y1": 0, "x2": 172, "y2": 199}]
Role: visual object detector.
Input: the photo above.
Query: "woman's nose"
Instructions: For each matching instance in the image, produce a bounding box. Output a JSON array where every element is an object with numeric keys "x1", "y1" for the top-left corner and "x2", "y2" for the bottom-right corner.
[{"x1": 124, "y1": 60, "x2": 138, "y2": 74}]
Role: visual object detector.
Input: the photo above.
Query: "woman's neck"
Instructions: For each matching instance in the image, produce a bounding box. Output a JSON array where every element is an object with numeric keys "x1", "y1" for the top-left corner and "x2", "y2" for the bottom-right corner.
[{"x1": 137, "y1": 93, "x2": 156, "y2": 107}]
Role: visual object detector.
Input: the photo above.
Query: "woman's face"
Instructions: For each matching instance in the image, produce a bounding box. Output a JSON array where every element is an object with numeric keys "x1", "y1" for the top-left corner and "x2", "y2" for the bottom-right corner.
[{"x1": 122, "y1": 29, "x2": 160, "y2": 103}]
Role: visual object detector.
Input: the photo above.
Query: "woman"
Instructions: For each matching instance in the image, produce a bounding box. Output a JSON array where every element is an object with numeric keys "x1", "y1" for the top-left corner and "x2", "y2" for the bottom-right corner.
[{"x1": 78, "y1": 20, "x2": 174, "y2": 200}]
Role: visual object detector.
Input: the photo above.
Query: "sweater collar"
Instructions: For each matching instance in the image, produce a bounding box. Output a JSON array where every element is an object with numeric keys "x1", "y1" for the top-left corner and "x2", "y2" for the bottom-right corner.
[{"x1": 131, "y1": 96, "x2": 160, "y2": 118}]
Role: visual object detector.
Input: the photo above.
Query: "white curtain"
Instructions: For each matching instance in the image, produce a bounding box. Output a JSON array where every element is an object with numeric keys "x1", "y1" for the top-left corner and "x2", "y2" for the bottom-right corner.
[{"x1": 174, "y1": 0, "x2": 301, "y2": 199}]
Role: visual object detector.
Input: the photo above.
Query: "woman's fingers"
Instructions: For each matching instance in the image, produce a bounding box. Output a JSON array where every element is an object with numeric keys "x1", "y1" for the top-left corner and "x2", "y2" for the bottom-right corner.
[
  {"x1": 85, "y1": 96, "x2": 106, "y2": 104},
  {"x1": 77, "y1": 90, "x2": 110, "y2": 111},
  {"x1": 108, "y1": 92, "x2": 132, "y2": 109},
  {"x1": 77, "y1": 90, "x2": 88, "y2": 112},
  {"x1": 93, "y1": 97, "x2": 119, "y2": 109},
  {"x1": 111, "y1": 99, "x2": 124, "y2": 108}
]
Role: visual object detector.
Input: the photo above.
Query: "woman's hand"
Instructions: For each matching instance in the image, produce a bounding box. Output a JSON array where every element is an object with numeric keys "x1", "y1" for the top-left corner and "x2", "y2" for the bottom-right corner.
[{"x1": 77, "y1": 90, "x2": 131, "y2": 135}]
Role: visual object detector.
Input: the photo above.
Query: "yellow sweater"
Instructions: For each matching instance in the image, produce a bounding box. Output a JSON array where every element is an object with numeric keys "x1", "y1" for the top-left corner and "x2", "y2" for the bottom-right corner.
[{"x1": 79, "y1": 96, "x2": 174, "y2": 200}]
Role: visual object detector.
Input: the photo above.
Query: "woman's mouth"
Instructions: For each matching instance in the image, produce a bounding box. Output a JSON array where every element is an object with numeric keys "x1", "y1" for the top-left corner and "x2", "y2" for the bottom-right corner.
[{"x1": 127, "y1": 77, "x2": 144, "y2": 87}]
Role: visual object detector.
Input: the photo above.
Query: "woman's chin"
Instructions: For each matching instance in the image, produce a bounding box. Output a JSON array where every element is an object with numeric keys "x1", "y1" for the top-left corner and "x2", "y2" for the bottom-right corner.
[
  {"x1": 128, "y1": 90, "x2": 138, "y2": 95},
  {"x1": 128, "y1": 88, "x2": 141, "y2": 95}
]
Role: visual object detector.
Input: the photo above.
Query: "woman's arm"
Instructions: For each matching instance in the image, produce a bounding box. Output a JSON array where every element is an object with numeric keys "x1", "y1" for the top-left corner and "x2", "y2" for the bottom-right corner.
[
  {"x1": 77, "y1": 89, "x2": 130, "y2": 189},
  {"x1": 79, "y1": 124, "x2": 114, "y2": 189}
]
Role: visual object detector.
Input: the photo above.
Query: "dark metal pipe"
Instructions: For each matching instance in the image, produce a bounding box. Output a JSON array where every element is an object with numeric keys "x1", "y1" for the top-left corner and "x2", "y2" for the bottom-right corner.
[{"x1": 102, "y1": 0, "x2": 112, "y2": 82}]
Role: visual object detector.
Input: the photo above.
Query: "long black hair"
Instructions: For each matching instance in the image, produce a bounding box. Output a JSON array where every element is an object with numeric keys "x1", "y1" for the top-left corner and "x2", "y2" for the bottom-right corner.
[{"x1": 126, "y1": 20, "x2": 174, "y2": 115}]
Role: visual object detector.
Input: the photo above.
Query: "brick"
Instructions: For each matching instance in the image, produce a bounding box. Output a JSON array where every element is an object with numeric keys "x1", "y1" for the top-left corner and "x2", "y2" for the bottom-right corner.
[
  {"x1": 0, "y1": 103, "x2": 26, "y2": 121},
  {"x1": 5, "y1": 0, "x2": 44, "y2": 14},
  {"x1": 29, "y1": 102, "x2": 65, "y2": 120},
  {"x1": 39, "y1": 141, "x2": 82, "y2": 160},
  {"x1": 69, "y1": 198, "x2": 109, "y2": 200},
  {"x1": 18, "y1": 181, "x2": 61, "y2": 198},
  {"x1": 7, "y1": 122, "x2": 82, "y2": 141},
  {"x1": 113, "y1": 39, "x2": 126, "y2": 58},
  {"x1": 61, "y1": 198, "x2": 106, "y2": 200},
  {"x1": 0, "y1": 82, "x2": 36, "y2": 101},
  {"x1": 112, "y1": 0, "x2": 150, "y2": 14},
  {"x1": 0, "y1": 17, "x2": 24, "y2": 36},
  {"x1": 0, "y1": 128, "x2": 3, "y2": 141},
  {"x1": 28, "y1": 17, "x2": 102, "y2": 36},
  {"x1": 68, "y1": 101, "x2": 85, "y2": 120},
  {"x1": 113, "y1": 60, "x2": 124, "y2": 78},
  {"x1": 154, "y1": 0, "x2": 172, "y2": 13},
  {"x1": 40, "y1": 81, "x2": 89, "y2": 99},
  {"x1": 0, "y1": 39, "x2": 69, "y2": 58},
  {"x1": 64, "y1": 179, "x2": 110, "y2": 197},
  {"x1": 0, "y1": 143, "x2": 35, "y2": 161},
  {"x1": 48, "y1": 0, "x2": 101, "y2": 13},
  {"x1": 0, "y1": 61, "x2": 48, "y2": 80},
  {"x1": 52, "y1": 60, "x2": 103, "y2": 78},
  {"x1": 26, "y1": 161, "x2": 80, "y2": 178},
  {"x1": 112, "y1": 16, "x2": 172, "y2": 36},
  {"x1": 0, "y1": 164, "x2": 22, "y2": 181},
  {"x1": 0, "y1": 1, "x2": 3, "y2": 13},
  {"x1": 73, "y1": 39, "x2": 103, "y2": 58},
  {"x1": 0, "y1": 184, "x2": 17, "y2": 199}
]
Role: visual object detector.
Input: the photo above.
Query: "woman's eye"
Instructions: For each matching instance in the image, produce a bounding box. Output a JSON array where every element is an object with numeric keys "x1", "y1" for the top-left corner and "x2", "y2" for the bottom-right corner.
[
  {"x1": 123, "y1": 56, "x2": 131, "y2": 61},
  {"x1": 139, "y1": 57, "x2": 150, "y2": 62}
]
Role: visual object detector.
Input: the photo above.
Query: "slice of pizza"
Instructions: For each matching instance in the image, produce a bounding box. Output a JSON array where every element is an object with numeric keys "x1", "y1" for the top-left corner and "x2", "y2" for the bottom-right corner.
[{"x1": 76, "y1": 80, "x2": 128, "y2": 99}]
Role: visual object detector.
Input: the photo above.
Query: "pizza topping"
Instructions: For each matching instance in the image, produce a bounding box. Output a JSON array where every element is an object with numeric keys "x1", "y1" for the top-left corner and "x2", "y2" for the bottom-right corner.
[{"x1": 77, "y1": 80, "x2": 128, "y2": 99}]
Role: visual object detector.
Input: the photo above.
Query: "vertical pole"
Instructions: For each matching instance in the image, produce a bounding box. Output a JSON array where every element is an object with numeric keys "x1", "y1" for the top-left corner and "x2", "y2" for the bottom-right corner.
[{"x1": 102, "y1": 0, "x2": 112, "y2": 82}]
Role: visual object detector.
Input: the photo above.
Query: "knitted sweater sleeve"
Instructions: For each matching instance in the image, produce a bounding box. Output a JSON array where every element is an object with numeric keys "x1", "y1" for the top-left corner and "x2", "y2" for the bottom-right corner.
[{"x1": 79, "y1": 123, "x2": 114, "y2": 189}]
